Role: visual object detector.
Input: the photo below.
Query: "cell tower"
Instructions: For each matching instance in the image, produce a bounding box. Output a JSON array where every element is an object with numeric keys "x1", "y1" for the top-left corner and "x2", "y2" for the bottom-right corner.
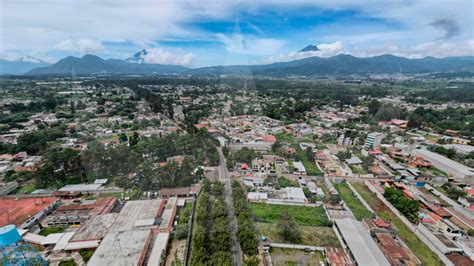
[{"x1": 0, "y1": 224, "x2": 48, "y2": 266}]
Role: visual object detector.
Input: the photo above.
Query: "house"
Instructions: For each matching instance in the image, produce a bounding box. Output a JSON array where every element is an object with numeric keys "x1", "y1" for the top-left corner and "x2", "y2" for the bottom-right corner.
[
  {"x1": 458, "y1": 197, "x2": 474, "y2": 209},
  {"x1": 247, "y1": 192, "x2": 268, "y2": 202},
  {"x1": 345, "y1": 156, "x2": 362, "y2": 165},
  {"x1": 293, "y1": 161, "x2": 306, "y2": 175},
  {"x1": 285, "y1": 187, "x2": 307, "y2": 204}
]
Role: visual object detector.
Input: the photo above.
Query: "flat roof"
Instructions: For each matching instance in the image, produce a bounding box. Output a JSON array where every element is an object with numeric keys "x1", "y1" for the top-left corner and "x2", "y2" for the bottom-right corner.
[
  {"x1": 293, "y1": 161, "x2": 306, "y2": 172},
  {"x1": 65, "y1": 240, "x2": 100, "y2": 250},
  {"x1": 415, "y1": 149, "x2": 474, "y2": 177},
  {"x1": 159, "y1": 197, "x2": 177, "y2": 230},
  {"x1": 58, "y1": 184, "x2": 102, "y2": 192},
  {"x1": 88, "y1": 199, "x2": 163, "y2": 265},
  {"x1": 285, "y1": 187, "x2": 306, "y2": 200},
  {"x1": 148, "y1": 232, "x2": 170, "y2": 266},
  {"x1": 335, "y1": 218, "x2": 390, "y2": 266},
  {"x1": 0, "y1": 197, "x2": 57, "y2": 227},
  {"x1": 87, "y1": 229, "x2": 151, "y2": 266},
  {"x1": 110, "y1": 199, "x2": 162, "y2": 232},
  {"x1": 71, "y1": 213, "x2": 118, "y2": 242},
  {"x1": 53, "y1": 232, "x2": 75, "y2": 251}
]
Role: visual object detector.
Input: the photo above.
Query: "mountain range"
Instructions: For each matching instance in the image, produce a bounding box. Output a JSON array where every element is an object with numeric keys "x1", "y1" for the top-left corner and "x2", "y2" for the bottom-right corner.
[{"x1": 2, "y1": 46, "x2": 473, "y2": 77}]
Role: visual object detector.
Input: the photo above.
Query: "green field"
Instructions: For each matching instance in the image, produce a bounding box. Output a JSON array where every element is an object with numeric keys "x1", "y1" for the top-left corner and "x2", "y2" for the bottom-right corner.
[
  {"x1": 39, "y1": 226, "x2": 66, "y2": 236},
  {"x1": 270, "y1": 248, "x2": 326, "y2": 266},
  {"x1": 250, "y1": 203, "x2": 331, "y2": 227},
  {"x1": 255, "y1": 222, "x2": 340, "y2": 247},
  {"x1": 352, "y1": 183, "x2": 443, "y2": 266},
  {"x1": 278, "y1": 176, "x2": 298, "y2": 188},
  {"x1": 334, "y1": 182, "x2": 374, "y2": 221}
]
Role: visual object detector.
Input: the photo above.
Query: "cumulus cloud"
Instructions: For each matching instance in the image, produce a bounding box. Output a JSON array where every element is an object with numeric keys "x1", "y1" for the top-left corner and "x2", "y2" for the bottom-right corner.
[
  {"x1": 55, "y1": 39, "x2": 104, "y2": 54},
  {"x1": 429, "y1": 17, "x2": 461, "y2": 39},
  {"x1": 266, "y1": 41, "x2": 344, "y2": 63},
  {"x1": 140, "y1": 48, "x2": 195, "y2": 66},
  {"x1": 350, "y1": 39, "x2": 474, "y2": 58}
]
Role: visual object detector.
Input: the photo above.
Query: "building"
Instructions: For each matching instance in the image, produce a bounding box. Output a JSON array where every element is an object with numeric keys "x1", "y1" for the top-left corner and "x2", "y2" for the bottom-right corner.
[
  {"x1": 292, "y1": 161, "x2": 306, "y2": 175},
  {"x1": 285, "y1": 187, "x2": 307, "y2": 204},
  {"x1": 88, "y1": 199, "x2": 164, "y2": 265},
  {"x1": 0, "y1": 197, "x2": 59, "y2": 228},
  {"x1": 334, "y1": 218, "x2": 390, "y2": 266},
  {"x1": 0, "y1": 181, "x2": 19, "y2": 195},
  {"x1": 413, "y1": 149, "x2": 474, "y2": 183},
  {"x1": 365, "y1": 132, "x2": 384, "y2": 149}
]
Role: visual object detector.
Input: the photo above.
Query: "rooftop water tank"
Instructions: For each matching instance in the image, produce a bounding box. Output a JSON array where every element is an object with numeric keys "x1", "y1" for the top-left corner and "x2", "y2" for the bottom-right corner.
[{"x1": 0, "y1": 224, "x2": 21, "y2": 247}]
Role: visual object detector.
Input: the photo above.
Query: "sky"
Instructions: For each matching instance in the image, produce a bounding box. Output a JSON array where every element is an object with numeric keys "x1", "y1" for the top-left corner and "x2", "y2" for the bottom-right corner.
[{"x1": 1, "y1": 0, "x2": 473, "y2": 67}]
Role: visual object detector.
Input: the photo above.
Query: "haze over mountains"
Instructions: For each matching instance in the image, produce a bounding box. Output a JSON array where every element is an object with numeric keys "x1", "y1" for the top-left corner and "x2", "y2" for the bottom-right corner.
[
  {"x1": 0, "y1": 57, "x2": 49, "y2": 75},
  {"x1": 2, "y1": 45, "x2": 473, "y2": 76}
]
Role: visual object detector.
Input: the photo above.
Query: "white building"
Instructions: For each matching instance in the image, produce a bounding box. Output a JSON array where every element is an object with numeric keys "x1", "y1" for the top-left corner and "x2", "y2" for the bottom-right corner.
[
  {"x1": 365, "y1": 132, "x2": 384, "y2": 149},
  {"x1": 413, "y1": 148, "x2": 474, "y2": 184},
  {"x1": 293, "y1": 161, "x2": 306, "y2": 175},
  {"x1": 285, "y1": 187, "x2": 307, "y2": 203}
]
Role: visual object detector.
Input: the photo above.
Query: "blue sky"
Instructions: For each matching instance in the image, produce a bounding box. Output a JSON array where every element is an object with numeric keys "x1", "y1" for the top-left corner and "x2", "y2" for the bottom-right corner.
[{"x1": 1, "y1": 1, "x2": 473, "y2": 66}]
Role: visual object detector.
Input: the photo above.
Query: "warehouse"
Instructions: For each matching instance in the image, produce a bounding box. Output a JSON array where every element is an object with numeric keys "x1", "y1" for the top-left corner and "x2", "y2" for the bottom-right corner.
[
  {"x1": 88, "y1": 199, "x2": 164, "y2": 265},
  {"x1": 334, "y1": 218, "x2": 390, "y2": 266},
  {"x1": 413, "y1": 149, "x2": 474, "y2": 183}
]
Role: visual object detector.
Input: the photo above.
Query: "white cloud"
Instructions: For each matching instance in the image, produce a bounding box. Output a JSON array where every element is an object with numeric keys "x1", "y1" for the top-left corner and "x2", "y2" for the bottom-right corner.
[
  {"x1": 350, "y1": 39, "x2": 474, "y2": 58},
  {"x1": 140, "y1": 47, "x2": 195, "y2": 66},
  {"x1": 55, "y1": 39, "x2": 104, "y2": 54},
  {"x1": 266, "y1": 41, "x2": 344, "y2": 62},
  {"x1": 217, "y1": 33, "x2": 286, "y2": 56},
  {"x1": 1, "y1": 0, "x2": 473, "y2": 64}
]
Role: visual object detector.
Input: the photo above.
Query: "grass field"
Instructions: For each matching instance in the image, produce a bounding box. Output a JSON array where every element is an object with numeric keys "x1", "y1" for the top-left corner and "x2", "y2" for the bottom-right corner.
[
  {"x1": 334, "y1": 183, "x2": 374, "y2": 221},
  {"x1": 39, "y1": 226, "x2": 66, "y2": 236},
  {"x1": 278, "y1": 176, "x2": 298, "y2": 188},
  {"x1": 250, "y1": 203, "x2": 331, "y2": 227},
  {"x1": 270, "y1": 248, "x2": 326, "y2": 266},
  {"x1": 352, "y1": 183, "x2": 443, "y2": 266},
  {"x1": 255, "y1": 222, "x2": 340, "y2": 247}
]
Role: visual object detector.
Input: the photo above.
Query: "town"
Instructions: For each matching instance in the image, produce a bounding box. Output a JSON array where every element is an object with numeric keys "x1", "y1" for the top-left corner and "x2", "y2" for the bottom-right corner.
[{"x1": 0, "y1": 75, "x2": 473, "y2": 266}]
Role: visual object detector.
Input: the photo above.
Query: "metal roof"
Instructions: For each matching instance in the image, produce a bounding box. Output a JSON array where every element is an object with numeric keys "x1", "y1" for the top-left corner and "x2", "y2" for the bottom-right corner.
[{"x1": 334, "y1": 218, "x2": 390, "y2": 266}]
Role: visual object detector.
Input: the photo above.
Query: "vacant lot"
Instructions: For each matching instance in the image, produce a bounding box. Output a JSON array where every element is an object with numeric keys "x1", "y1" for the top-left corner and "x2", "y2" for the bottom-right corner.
[
  {"x1": 352, "y1": 182, "x2": 443, "y2": 266},
  {"x1": 250, "y1": 203, "x2": 331, "y2": 227},
  {"x1": 255, "y1": 222, "x2": 340, "y2": 247},
  {"x1": 334, "y1": 182, "x2": 374, "y2": 221},
  {"x1": 270, "y1": 248, "x2": 326, "y2": 266}
]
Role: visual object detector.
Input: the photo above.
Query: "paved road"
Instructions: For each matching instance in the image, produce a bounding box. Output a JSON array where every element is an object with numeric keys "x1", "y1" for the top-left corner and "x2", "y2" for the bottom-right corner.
[{"x1": 217, "y1": 147, "x2": 243, "y2": 266}]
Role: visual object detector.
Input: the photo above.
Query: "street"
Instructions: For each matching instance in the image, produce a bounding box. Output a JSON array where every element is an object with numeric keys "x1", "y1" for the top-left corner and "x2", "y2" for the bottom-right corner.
[{"x1": 217, "y1": 147, "x2": 243, "y2": 266}]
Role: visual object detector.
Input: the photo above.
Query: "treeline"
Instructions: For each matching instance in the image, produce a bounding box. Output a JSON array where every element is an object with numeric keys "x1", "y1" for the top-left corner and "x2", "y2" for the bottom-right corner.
[
  {"x1": 407, "y1": 107, "x2": 474, "y2": 136},
  {"x1": 8, "y1": 131, "x2": 218, "y2": 189},
  {"x1": 406, "y1": 86, "x2": 474, "y2": 103},
  {"x1": 224, "y1": 147, "x2": 261, "y2": 170},
  {"x1": 191, "y1": 182, "x2": 233, "y2": 265},
  {"x1": 6, "y1": 96, "x2": 59, "y2": 113},
  {"x1": 0, "y1": 126, "x2": 66, "y2": 155},
  {"x1": 231, "y1": 181, "x2": 259, "y2": 258},
  {"x1": 384, "y1": 187, "x2": 420, "y2": 223}
]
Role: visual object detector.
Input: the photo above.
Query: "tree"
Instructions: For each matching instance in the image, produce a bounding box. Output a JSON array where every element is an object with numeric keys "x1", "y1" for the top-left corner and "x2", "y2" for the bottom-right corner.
[
  {"x1": 368, "y1": 99, "x2": 381, "y2": 116},
  {"x1": 384, "y1": 187, "x2": 420, "y2": 223},
  {"x1": 329, "y1": 194, "x2": 341, "y2": 205},
  {"x1": 375, "y1": 103, "x2": 404, "y2": 121},
  {"x1": 277, "y1": 211, "x2": 301, "y2": 242}
]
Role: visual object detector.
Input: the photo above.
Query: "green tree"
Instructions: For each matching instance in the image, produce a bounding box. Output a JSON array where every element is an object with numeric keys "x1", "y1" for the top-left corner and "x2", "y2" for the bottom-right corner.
[{"x1": 277, "y1": 211, "x2": 301, "y2": 242}]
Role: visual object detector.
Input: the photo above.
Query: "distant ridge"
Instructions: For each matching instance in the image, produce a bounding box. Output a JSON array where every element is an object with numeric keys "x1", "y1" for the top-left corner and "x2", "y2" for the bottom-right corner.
[
  {"x1": 27, "y1": 54, "x2": 188, "y2": 75},
  {"x1": 22, "y1": 53, "x2": 474, "y2": 76}
]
